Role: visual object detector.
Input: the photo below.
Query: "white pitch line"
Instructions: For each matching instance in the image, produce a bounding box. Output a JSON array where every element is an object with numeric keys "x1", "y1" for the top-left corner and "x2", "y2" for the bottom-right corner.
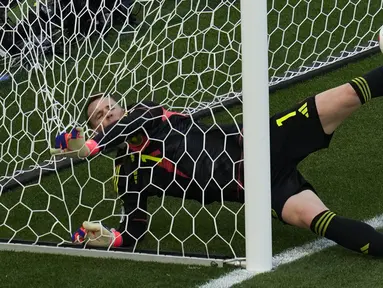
[{"x1": 199, "y1": 213, "x2": 383, "y2": 288}]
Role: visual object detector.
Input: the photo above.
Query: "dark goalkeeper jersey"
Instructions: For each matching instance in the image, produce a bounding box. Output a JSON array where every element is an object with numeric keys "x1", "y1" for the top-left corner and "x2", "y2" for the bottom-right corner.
[{"x1": 93, "y1": 101, "x2": 244, "y2": 246}]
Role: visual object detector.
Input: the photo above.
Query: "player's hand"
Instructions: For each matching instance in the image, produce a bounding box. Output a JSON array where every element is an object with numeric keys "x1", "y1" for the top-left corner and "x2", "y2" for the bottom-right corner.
[
  {"x1": 71, "y1": 221, "x2": 122, "y2": 247},
  {"x1": 50, "y1": 127, "x2": 91, "y2": 159},
  {"x1": 72, "y1": 225, "x2": 87, "y2": 244}
]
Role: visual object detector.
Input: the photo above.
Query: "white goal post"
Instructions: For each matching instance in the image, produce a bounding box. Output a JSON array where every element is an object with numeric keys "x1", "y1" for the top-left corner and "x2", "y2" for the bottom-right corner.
[
  {"x1": 241, "y1": 0, "x2": 271, "y2": 272},
  {"x1": 0, "y1": 0, "x2": 381, "y2": 269}
]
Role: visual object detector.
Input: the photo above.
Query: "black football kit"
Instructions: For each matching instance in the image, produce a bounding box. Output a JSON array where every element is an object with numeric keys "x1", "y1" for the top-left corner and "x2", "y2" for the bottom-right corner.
[{"x1": 93, "y1": 97, "x2": 331, "y2": 246}]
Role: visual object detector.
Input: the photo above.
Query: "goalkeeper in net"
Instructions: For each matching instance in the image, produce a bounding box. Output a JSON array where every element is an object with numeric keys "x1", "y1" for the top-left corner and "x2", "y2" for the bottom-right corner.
[{"x1": 52, "y1": 65, "x2": 383, "y2": 256}]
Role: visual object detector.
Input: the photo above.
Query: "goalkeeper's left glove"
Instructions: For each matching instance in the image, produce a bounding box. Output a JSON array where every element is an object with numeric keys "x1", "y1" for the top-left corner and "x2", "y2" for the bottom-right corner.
[
  {"x1": 72, "y1": 221, "x2": 123, "y2": 247},
  {"x1": 50, "y1": 127, "x2": 99, "y2": 159}
]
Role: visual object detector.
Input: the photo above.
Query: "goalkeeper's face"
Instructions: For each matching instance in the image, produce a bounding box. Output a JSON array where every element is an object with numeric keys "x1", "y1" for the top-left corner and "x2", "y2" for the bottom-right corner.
[{"x1": 87, "y1": 96, "x2": 125, "y2": 132}]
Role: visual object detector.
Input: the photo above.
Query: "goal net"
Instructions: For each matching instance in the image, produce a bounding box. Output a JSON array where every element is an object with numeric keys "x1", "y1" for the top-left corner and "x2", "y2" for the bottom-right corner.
[{"x1": 0, "y1": 0, "x2": 381, "y2": 265}]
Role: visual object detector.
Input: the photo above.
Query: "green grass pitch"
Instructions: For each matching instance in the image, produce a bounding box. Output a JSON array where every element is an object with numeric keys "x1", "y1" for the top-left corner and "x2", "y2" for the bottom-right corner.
[{"x1": 2, "y1": 1, "x2": 383, "y2": 287}]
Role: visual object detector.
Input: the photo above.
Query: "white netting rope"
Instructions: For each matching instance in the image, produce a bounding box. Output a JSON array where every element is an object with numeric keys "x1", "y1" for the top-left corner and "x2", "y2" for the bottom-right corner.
[{"x1": 0, "y1": 0, "x2": 381, "y2": 259}]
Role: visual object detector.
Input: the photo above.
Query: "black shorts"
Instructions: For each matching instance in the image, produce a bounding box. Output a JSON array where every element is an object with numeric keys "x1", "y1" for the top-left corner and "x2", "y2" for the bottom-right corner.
[{"x1": 270, "y1": 95, "x2": 333, "y2": 221}]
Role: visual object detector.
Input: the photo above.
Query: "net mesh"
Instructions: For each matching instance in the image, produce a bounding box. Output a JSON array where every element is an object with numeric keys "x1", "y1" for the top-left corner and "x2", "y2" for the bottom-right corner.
[{"x1": 0, "y1": 0, "x2": 381, "y2": 260}]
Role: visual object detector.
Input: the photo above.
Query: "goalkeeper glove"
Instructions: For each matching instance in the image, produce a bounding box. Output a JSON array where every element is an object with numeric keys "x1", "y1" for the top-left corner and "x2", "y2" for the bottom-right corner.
[
  {"x1": 72, "y1": 221, "x2": 123, "y2": 248},
  {"x1": 50, "y1": 127, "x2": 99, "y2": 159}
]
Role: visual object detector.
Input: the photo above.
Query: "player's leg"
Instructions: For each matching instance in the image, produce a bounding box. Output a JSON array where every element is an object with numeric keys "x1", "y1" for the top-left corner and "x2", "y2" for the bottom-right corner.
[
  {"x1": 270, "y1": 88, "x2": 383, "y2": 256},
  {"x1": 269, "y1": 66, "x2": 383, "y2": 256},
  {"x1": 315, "y1": 83, "x2": 360, "y2": 135},
  {"x1": 317, "y1": 66, "x2": 383, "y2": 135},
  {"x1": 282, "y1": 189, "x2": 383, "y2": 256},
  {"x1": 269, "y1": 66, "x2": 383, "y2": 187},
  {"x1": 281, "y1": 189, "x2": 328, "y2": 229}
]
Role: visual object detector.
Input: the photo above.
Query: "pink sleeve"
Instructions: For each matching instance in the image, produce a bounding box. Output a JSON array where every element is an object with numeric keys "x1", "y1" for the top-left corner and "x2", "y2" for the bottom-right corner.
[
  {"x1": 112, "y1": 230, "x2": 123, "y2": 247},
  {"x1": 85, "y1": 139, "x2": 100, "y2": 156}
]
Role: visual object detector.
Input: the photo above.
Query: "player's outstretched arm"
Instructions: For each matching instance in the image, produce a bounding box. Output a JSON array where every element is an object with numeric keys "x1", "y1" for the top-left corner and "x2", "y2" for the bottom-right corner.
[
  {"x1": 50, "y1": 127, "x2": 99, "y2": 159},
  {"x1": 50, "y1": 103, "x2": 164, "y2": 158},
  {"x1": 72, "y1": 221, "x2": 123, "y2": 248},
  {"x1": 71, "y1": 188, "x2": 149, "y2": 248},
  {"x1": 71, "y1": 218, "x2": 147, "y2": 248},
  {"x1": 71, "y1": 206, "x2": 148, "y2": 248},
  {"x1": 116, "y1": 194, "x2": 149, "y2": 247}
]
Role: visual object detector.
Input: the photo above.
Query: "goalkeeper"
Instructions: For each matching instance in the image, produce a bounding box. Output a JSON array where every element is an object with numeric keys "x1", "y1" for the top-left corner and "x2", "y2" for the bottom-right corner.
[{"x1": 53, "y1": 65, "x2": 383, "y2": 256}]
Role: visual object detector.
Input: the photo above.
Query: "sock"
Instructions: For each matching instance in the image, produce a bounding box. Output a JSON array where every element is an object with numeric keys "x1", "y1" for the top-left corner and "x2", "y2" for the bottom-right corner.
[
  {"x1": 349, "y1": 66, "x2": 383, "y2": 104},
  {"x1": 310, "y1": 210, "x2": 383, "y2": 256}
]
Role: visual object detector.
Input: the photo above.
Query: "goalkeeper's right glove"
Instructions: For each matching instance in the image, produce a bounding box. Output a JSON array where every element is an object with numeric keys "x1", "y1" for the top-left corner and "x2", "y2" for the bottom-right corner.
[
  {"x1": 50, "y1": 127, "x2": 99, "y2": 159},
  {"x1": 72, "y1": 221, "x2": 123, "y2": 248}
]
